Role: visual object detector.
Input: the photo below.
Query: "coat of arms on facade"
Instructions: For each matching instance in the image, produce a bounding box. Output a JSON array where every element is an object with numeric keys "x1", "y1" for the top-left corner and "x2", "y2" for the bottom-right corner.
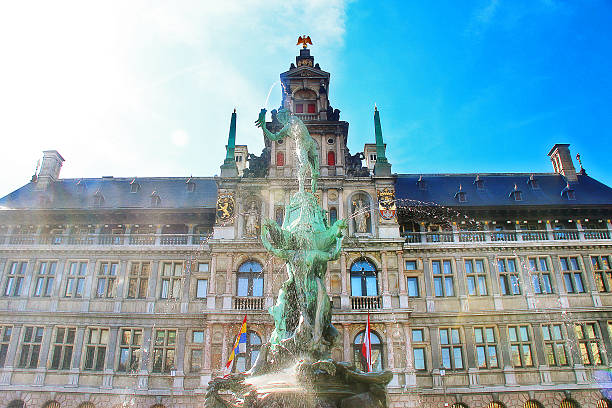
[
  {"x1": 216, "y1": 193, "x2": 235, "y2": 223},
  {"x1": 377, "y1": 188, "x2": 396, "y2": 220}
]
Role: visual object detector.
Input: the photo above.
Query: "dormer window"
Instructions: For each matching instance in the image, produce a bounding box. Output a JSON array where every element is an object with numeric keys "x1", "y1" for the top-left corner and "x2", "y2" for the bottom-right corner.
[
  {"x1": 527, "y1": 175, "x2": 540, "y2": 190},
  {"x1": 235, "y1": 156, "x2": 242, "y2": 163},
  {"x1": 455, "y1": 185, "x2": 467, "y2": 203},
  {"x1": 150, "y1": 192, "x2": 161, "y2": 207},
  {"x1": 474, "y1": 175, "x2": 484, "y2": 190},
  {"x1": 76, "y1": 179, "x2": 86, "y2": 194},
  {"x1": 417, "y1": 176, "x2": 427, "y2": 191},
  {"x1": 130, "y1": 179, "x2": 140, "y2": 193},
  {"x1": 92, "y1": 191, "x2": 104, "y2": 207},
  {"x1": 562, "y1": 184, "x2": 575, "y2": 200},
  {"x1": 187, "y1": 181, "x2": 196, "y2": 192},
  {"x1": 38, "y1": 195, "x2": 51, "y2": 207},
  {"x1": 509, "y1": 184, "x2": 522, "y2": 201},
  {"x1": 369, "y1": 154, "x2": 377, "y2": 161}
]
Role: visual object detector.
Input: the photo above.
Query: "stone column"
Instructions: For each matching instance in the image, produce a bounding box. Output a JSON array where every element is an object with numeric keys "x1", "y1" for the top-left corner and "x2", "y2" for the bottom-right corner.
[
  {"x1": 102, "y1": 326, "x2": 119, "y2": 389},
  {"x1": 497, "y1": 324, "x2": 517, "y2": 386},
  {"x1": 154, "y1": 224, "x2": 162, "y2": 246},
  {"x1": 518, "y1": 255, "x2": 536, "y2": 309},
  {"x1": 340, "y1": 253, "x2": 349, "y2": 309},
  {"x1": 397, "y1": 251, "x2": 408, "y2": 308},
  {"x1": 67, "y1": 325, "x2": 86, "y2": 387},
  {"x1": 114, "y1": 260, "x2": 128, "y2": 312},
  {"x1": 549, "y1": 255, "x2": 569, "y2": 308},
  {"x1": 381, "y1": 252, "x2": 391, "y2": 309},
  {"x1": 429, "y1": 326, "x2": 442, "y2": 388},
  {"x1": 531, "y1": 322, "x2": 552, "y2": 385},
  {"x1": 455, "y1": 256, "x2": 468, "y2": 312},
  {"x1": 463, "y1": 325, "x2": 479, "y2": 387},
  {"x1": 123, "y1": 224, "x2": 132, "y2": 246},
  {"x1": 0, "y1": 324, "x2": 21, "y2": 385},
  {"x1": 223, "y1": 256, "x2": 234, "y2": 310},
  {"x1": 487, "y1": 255, "x2": 503, "y2": 310},
  {"x1": 576, "y1": 220, "x2": 586, "y2": 241},
  {"x1": 565, "y1": 320, "x2": 588, "y2": 384},
  {"x1": 138, "y1": 326, "x2": 152, "y2": 390},
  {"x1": 200, "y1": 323, "x2": 212, "y2": 388},
  {"x1": 173, "y1": 329, "x2": 186, "y2": 390},
  {"x1": 343, "y1": 324, "x2": 351, "y2": 363},
  {"x1": 221, "y1": 325, "x2": 229, "y2": 369},
  {"x1": 208, "y1": 255, "x2": 217, "y2": 310},
  {"x1": 147, "y1": 260, "x2": 160, "y2": 314},
  {"x1": 187, "y1": 224, "x2": 195, "y2": 245},
  {"x1": 402, "y1": 324, "x2": 416, "y2": 387},
  {"x1": 422, "y1": 258, "x2": 434, "y2": 312}
]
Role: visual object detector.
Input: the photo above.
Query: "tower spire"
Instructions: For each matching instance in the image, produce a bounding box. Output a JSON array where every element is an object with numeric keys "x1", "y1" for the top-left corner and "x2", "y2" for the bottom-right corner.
[
  {"x1": 373, "y1": 106, "x2": 391, "y2": 176},
  {"x1": 220, "y1": 109, "x2": 239, "y2": 177}
]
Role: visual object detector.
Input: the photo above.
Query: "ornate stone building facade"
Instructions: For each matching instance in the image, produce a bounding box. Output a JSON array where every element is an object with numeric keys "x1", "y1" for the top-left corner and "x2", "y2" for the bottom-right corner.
[{"x1": 0, "y1": 49, "x2": 612, "y2": 408}]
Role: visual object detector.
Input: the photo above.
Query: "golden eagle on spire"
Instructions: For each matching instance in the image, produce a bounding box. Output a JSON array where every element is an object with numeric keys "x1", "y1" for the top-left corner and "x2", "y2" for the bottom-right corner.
[{"x1": 297, "y1": 35, "x2": 312, "y2": 49}]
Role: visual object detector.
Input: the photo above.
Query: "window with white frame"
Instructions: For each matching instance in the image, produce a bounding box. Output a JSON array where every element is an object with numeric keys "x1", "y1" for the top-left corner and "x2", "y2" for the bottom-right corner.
[
  {"x1": 411, "y1": 328, "x2": 427, "y2": 370},
  {"x1": 528, "y1": 257, "x2": 553, "y2": 294},
  {"x1": 83, "y1": 327, "x2": 108, "y2": 371},
  {"x1": 575, "y1": 322, "x2": 604, "y2": 366},
  {"x1": 196, "y1": 279, "x2": 208, "y2": 299},
  {"x1": 18, "y1": 326, "x2": 44, "y2": 368},
  {"x1": 160, "y1": 262, "x2": 183, "y2": 299},
  {"x1": 0, "y1": 326, "x2": 12, "y2": 367},
  {"x1": 189, "y1": 330, "x2": 204, "y2": 373},
  {"x1": 65, "y1": 261, "x2": 87, "y2": 298},
  {"x1": 592, "y1": 256, "x2": 612, "y2": 293},
  {"x1": 432, "y1": 260, "x2": 454, "y2": 297},
  {"x1": 49, "y1": 326, "x2": 75, "y2": 370},
  {"x1": 117, "y1": 328, "x2": 142, "y2": 373},
  {"x1": 96, "y1": 261, "x2": 118, "y2": 298},
  {"x1": 541, "y1": 324, "x2": 568, "y2": 366},
  {"x1": 474, "y1": 327, "x2": 498, "y2": 368},
  {"x1": 127, "y1": 261, "x2": 150, "y2": 299},
  {"x1": 3, "y1": 261, "x2": 27, "y2": 297},
  {"x1": 152, "y1": 329, "x2": 176, "y2": 373},
  {"x1": 498, "y1": 258, "x2": 521, "y2": 295},
  {"x1": 508, "y1": 325, "x2": 533, "y2": 367},
  {"x1": 560, "y1": 256, "x2": 585, "y2": 293},
  {"x1": 465, "y1": 259, "x2": 487, "y2": 296},
  {"x1": 440, "y1": 328, "x2": 463, "y2": 370},
  {"x1": 33, "y1": 261, "x2": 57, "y2": 297}
]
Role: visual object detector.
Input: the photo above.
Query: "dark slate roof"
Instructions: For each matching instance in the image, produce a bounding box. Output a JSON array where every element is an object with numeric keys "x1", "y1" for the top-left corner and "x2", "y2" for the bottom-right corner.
[
  {"x1": 0, "y1": 177, "x2": 217, "y2": 210},
  {"x1": 395, "y1": 173, "x2": 612, "y2": 208}
]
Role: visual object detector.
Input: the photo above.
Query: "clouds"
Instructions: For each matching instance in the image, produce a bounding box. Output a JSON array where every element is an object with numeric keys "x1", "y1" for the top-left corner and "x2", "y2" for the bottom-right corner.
[{"x1": 0, "y1": 0, "x2": 348, "y2": 194}]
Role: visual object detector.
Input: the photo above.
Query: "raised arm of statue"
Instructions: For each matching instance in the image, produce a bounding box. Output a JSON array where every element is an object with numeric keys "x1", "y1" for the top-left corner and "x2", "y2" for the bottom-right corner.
[{"x1": 255, "y1": 108, "x2": 290, "y2": 142}]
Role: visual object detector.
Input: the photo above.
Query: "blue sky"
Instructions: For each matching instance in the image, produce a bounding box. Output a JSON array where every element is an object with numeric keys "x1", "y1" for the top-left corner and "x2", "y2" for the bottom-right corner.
[{"x1": 0, "y1": 0, "x2": 610, "y2": 196}]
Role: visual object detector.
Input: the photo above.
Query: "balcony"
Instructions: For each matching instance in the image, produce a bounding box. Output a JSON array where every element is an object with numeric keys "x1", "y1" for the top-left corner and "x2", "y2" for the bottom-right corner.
[
  {"x1": 584, "y1": 229, "x2": 611, "y2": 240},
  {"x1": 0, "y1": 233, "x2": 209, "y2": 247},
  {"x1": 233, "y1": 297, "x2": 264, "y2": 310},
  {"x1": 403, "y1": 228, "x2": 611, "y2": 244},
  {"x1": 553, "y1": 229, "x2": 580, "y2": 240},
  {"x1": 295, "y1": 113, "x2": 318, "y2": 121},
  {"x1": 350, "y1": 296, "x2": 382, "y2": 310},
  {"x1": 424, "y1": 232, "x2": 453, "y2": 243}
]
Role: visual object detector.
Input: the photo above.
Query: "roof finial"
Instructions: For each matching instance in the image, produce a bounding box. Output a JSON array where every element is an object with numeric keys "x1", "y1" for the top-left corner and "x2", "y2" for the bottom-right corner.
[{"x1": 374, "y1": 103, "x2": 377, "y2": 111}]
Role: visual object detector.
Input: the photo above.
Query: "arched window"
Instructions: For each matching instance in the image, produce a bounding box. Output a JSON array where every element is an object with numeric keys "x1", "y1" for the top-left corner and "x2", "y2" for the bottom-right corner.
[
  {"x1": 293, "y1": 89, "x2": 317, "y2": 115},
  {"x1": 276, "y1": 151, "x2": 285, "y2": 167},
  {"x1": 524, "y1": 401, "x2": 544, "y2": 408},
  {"x1": 150, "y1": 405, "x2": 166, "y2": 408},
  {"x1": 451, "y1": 404, "x2": 469, "y2": 408},
  {"x1": 487, "y1": 403, "x2": 506, "y2": 408},
  {"x1": 234, "y1": 331, "x2": 262, "y2": 373},
  {"x1": 596, "y1": 400, "x2": 612, "y2": 408},
  {"x1": 350, "y1": 259, "x2": 378, "y2": 297},
  {"x1": 7, "y1": 401, "x2": 25, "y2": 408},
  {"x1": 560, "y1": 400, "x2": 581, "y2": 408},
  {"x1": 327, "y1": 151, "x2": 336, "y2": 166},
  {"x1": 329, "y1": 207, "x2": 338, "y2": 225},
  {"x1": 78, "y1": 403, "x2": 96, "y2": 408},
  {"x1": 353, "y1": 330, "x2": 383, "y2": 372},
  {"x1": 43, "y1": 402, "x2": 61, "y2": 408},
  {"x1": 237, "y1": 261, "x2": 264, "y2": 297}
]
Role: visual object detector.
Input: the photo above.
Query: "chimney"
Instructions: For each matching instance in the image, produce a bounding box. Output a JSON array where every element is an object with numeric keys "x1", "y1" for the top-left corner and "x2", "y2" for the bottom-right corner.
[
  {"x1": 36, "y1": 150, "x2": 65, "y2": 189},
  {"x1": 548, "y1": 144, "x2": 577, "y2": 182}
]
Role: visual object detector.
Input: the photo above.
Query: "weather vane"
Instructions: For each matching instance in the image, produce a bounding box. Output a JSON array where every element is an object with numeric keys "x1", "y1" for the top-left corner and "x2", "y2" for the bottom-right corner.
[{"x1": 297, "y1": 35, "x2": 312, "y2": 49}]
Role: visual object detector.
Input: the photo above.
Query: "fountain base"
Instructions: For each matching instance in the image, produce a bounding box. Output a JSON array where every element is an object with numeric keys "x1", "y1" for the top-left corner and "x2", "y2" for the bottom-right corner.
[{"x1": 205, "y1": 359, "x2": 392, "y2": 408}]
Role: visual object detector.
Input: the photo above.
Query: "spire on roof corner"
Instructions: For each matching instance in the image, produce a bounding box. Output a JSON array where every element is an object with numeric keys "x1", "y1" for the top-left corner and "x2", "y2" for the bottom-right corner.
[
  {"x1": 220, "y1": 110, "x2": 239, "y2": 177},
  {"x1": 373, "y1": 106, "x2": 391, "y2": 176}
]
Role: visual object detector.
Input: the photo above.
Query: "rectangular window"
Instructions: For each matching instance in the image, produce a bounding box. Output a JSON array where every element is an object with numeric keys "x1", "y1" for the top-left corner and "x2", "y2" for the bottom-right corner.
[
  {"x1": 560, "y1": 256, "x2": 585, "y2": 293},
  {"x1": 96, "y1": 261, "x2": 118, "y2": 298},
  {"x1": 197, "y1": 262, "x2": 209, "y2": 273},
  {"x1": 439, "y1": 328, "x2": 463, "y2": 370},
  {"x1": 196, "y1": 279, "x2": 208, "y2": 299},
  {"x1": 508, "y1": 325, "x2": 533, "y2": 367},
  {"x1": 405, "y1": 260, "x2": 417, "y2": 271},
  {"x1": 465, "y1": 259, "x2": 487, "y2": 296},
  {"x1": 541, "y1": 324, "x2": 568, "y2": 366},
  {"x1": 127, "y1": 262, "x2": 150, "y2": 299},
  {"x1": 295, "y1": 104, "x2": 304, "y2": 113},
  {"x1": 65, "y1": 261, "x2": 88, "y2": 298},
  {"x1": 528, "y1": 257, "x2": 553, "y2": 294},
  {"x1": 118, "y1": 328, "x2": 142, "y2": 373},
  {"x1": 592, "y1": 256, "x2": 612, "y2": 293},
  {"x1": 0, "y1": 326, "x2": 12, "y2": 367},
  {"x1": 3, "y1": 261, "x2": 27, "y2": 297},
  {"x1": 411, "y1": 328, "x2": 426, "y2": 371},
  {"x1": 407, "y1": 277, "x2": 419, "y2": 297},
  {"x1": 160, "y1": 262, "x2": 183, "y2": 299},
  {"x1": 33, "y1": 261, "x2": 56, "y2": 297},
  {"x1": 152, "y1": 329, "x2": 176, "y2": 373},
  {"x1": 474, "y1": 327, "x2": 498, "y2": 368},
  {"x1": 49, "y1": 327, "x2": 76, "y2": 370},
  {"x1": 498, "y1": 258, "x2": 521, "y2": 295},
  {"x1": 307, "y1": 103, "x2": 316, "y2": 113},
  {"x1": 190, "y1": 330, "x2": 205, "y2": 373},
  {"x1": 432, "y1": 260, "x2": 454, "y2": 297},
  {"x1": 18, "y1": 326, "x2": 44, "y2": 368},
  {"x1": 575, "y1": 323, "x2": 604, "y2": 366},
  {"x1": 84, "y1": 327, "x2": 108, "y2": 371}
]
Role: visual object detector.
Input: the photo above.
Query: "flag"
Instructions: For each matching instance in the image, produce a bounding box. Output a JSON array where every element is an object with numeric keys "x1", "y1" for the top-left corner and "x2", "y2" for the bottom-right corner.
[
  {"x1": 223, "y1": 315, "x2": 247, "y2": 376},
  {"x1": 361, "y1": 312, "x2": 372, "y2": 372}
]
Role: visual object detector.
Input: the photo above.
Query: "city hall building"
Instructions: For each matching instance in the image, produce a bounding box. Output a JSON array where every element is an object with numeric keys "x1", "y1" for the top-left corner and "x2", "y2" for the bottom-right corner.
[{"x1": 0, "y1": 48, "x2": 612, "y2": 408}]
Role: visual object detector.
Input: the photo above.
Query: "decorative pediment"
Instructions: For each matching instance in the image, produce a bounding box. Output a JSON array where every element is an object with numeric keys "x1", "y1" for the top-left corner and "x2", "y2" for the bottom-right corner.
[{"x1": 281, "y1": 66, "x2": 330, "y2": 80}]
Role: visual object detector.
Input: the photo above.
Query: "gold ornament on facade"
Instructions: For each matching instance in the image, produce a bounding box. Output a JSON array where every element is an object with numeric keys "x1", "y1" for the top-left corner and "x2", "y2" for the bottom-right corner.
[
  {"x1": 377, "y1": 188, "x2": 396, "y2": 220},
  {"x1": 216, "y1": 193, "x2": 235, "y2": 223}
]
